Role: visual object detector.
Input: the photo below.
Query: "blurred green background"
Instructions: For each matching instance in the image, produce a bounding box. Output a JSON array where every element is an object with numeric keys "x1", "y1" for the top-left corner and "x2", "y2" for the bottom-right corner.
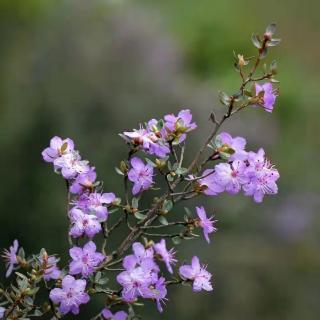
[{"x1": 1, "y1": 0, "x2": 320, "y2": 319}]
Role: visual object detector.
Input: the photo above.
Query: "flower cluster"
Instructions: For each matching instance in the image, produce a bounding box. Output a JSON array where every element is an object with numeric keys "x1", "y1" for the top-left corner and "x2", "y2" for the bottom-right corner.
[
  {"x1": 122, "y1": 109, "x2": 196, "y2": 158},
  {"x1": 198, "y1": 132, "x2": 280, "y2": 203},
  {"x1": 1, "y1": 24, "x2": 281, "y2": 320}
]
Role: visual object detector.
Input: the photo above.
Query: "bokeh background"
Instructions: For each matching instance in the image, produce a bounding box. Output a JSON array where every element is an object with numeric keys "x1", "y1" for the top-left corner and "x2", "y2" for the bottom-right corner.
[{"x1": 1, "y1": 0, "x2": 320, "y2": 319}]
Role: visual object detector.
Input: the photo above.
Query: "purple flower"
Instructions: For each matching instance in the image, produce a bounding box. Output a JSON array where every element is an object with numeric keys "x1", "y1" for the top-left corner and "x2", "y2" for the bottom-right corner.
[
  {"x1": 255, "y1": 82, "x2": 277, "y2": 112},
  {"x1": 76, "y1": 192, "x2": 116, "y2": 222},
  {"x1": 142, "y1": 277, "x2": 168, "y2": 313},
  {"x1": 102, "y1": 308, "x2": 128, "y2": 320},
  {"x1": 42, "y1": 136, "x2": 74, "y2": 163},
  {"x1": 69, "y1": 241, "x2": 105, "y2": 278},
  {"x1": 154, "y1": 239, "x2": 177, "y2": 273},
  {"x1": 49, "y1": 275, "x2": 89, "y2": 315},
  {"x1": 213, "y1": 160, "x2": 249, "y2": 194},
  {"x1": 53, "y1": 151, "x2": 89, "y2": 179},
  {"x1": 164, "y1": 109, "x2": 197, "y2": 142},
  {"x1": 217, "y1": 132, "x2": 247, "y2": 160},
  {"x1": 69, "y1": 208, "x2": 102, "y2": 238},
  {"x1": 0, "y1": 307, "x2": 5, "y2": 319},
  {"x1": 2, "y1": 240, "x2": 19, "y2": 277},
  {"x1": 196, "y1": 207, "x2": 217, "y2": 243},
  {"x1": 117, "y1": 247, "x2": 159, "y2": 302},
  {"x1": 69, "y1": 167, "x2": 97, "y2": 194},
  {"x1": 179, "y1": 256, "x2": 213, "y2": 292},
  {"x1": 128, "y1": 157, "x2": 154, "y2": 195},
  {"x1": 198, "y1": 169, "x2": 224, "y2": 196},
  {"x1": 243, "y1": 149, "x2": 279, "y2": 203},
  {"x1": 123, "y1": 126, "x2": 170, "y2": 158},
  {"x1": 39, "y1": 253, "x2": 61, "y2": 281}
]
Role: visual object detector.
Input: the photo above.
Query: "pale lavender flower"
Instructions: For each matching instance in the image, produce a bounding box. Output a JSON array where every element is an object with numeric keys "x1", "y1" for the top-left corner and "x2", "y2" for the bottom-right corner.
[
  {"x1": 164, "y1": 109, "x2": 197, "y2": 142},
  {"x1": 69, "y1": 241, "x2": 105, "y2": 278},
  {"x1": 76, "y1": 192, "x2": 115, "y2": 222},
  {"x1": 255, "y1": 82, "x2": 277, "y2": 112},
  {"x1": 69, "y1": 208, "x2": 102, "y2": 238},
  {"x1": 69, "y1": 167, "x2": 97, "y2": 194},
  {"x1": 198, "y1": 169, "x2": 224, "y2": 196},
  {"x1": 102, "y1": 308, "x2": 128, "y2": 320},
  {"x1": 0, "y1": 307, "x2": 5, "y2": 319},
  {"x1": 2, "y1": 240, "x2": 19, "y2": 277},
  {"x1": 179, "y1": 256, "x2": 213, "y2": 292},
  {"x1": 196, "y1": 206, "x2": 217, "y2": 243},
  {"x1": 123, "y1": 126, "x2": 170, "y2": 158},
  {"x1": 217, "y1": 132, "x2": 247, "y2": 160},
  {"x1": 243, "y1": 148, "x2": 280, "y2": 203},
  {"x1": 117, "y1": 252, "x2": 158, "y2": 302},
  {"x1": 49, "y1": 275, "x2": 89, "y2": 315},
  {"x1": 42, "y1": 136, "x2": 74, "y2": 163},
  {"x1": 154, "y1": 239, "x2": 177, "y2": 273},
  {"x1": 39, "y1": 253, "x2": 61, "y2": 281},
  {"x1": 53, "y1": 151, "x2": 89, "y2": 179},
  {"x1": 128, "y1": 157, "x2": 154, "y2": 195},
  {"x1": 142, "y1": 277, "x2": 168, "y2": 313},
  {"x1": 214, "y1": 160, "x2": 249, "y2": 194}
]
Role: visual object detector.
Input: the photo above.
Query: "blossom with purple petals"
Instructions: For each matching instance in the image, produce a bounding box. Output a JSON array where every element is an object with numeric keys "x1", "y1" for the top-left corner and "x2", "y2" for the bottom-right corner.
[
  {"x1": 69, "y1": 167, "x2": 97, "y2": 194},
  {"x1": 42, "y1": 136, "x2": 74, "y2": 163},
  {"x1": 53, "y1": 151, "x2": 89, "y2": 179},
  {"x1": 128, "y1": 157, "x2": 154, "y2": 195},
  {"x1": 69, "y1": 208, "x2": 102, "y2": 238},
  {"x1": 214, "y1": 160, "x2": 249, "y2": 194},
  {"x1": 40, "y1": 253, "x2": 61, "y2": 281},
  {"x1": 255, "y1": 82, "x2": 277, "y2": 112},
  {"x1": 243, "y1": 148, "x2": 279, "y2": 203},
  {"x1": 102, "y1": 308, "x2": 128, "y2": 320},
  {"x1": 154, "y1": 239, "x2": 177, "y2": 273},
  {"x1": 69, "y1": 241, "x2": 105, "y2": 278},
  {"x1": 0, "y1": 307, "x2": 5, "y2": 319},
  {"x1": 49, "y1": 275, "x2": 89, "y2": 315},
  {"x1": 179, "y1": 256, "x2": 213, "y2": 292},
  {"x1": 198, "y1": 169, "x2": 224, "y2": 196},
  {"x1": 2, "y1": 240, "x2": 19, "y2": 277},
  {"x1": 142, "y1": 277, "x2": 168, "y2": 313},
  {"x1": 123, "y1": 126, "x2": 170, "y2": 158},
  {"x1": 217, "y1": 132, "x2": 247, "y2": 160},
  {"x1": 196, "y1": 207, "x2": 217, "y2": 243},
  {"x1": 76, "y1": 192, "x2": 116, "y2": 222},
  {"x1": 164, "y1": 109, "x2": 197, "y2": 142}
]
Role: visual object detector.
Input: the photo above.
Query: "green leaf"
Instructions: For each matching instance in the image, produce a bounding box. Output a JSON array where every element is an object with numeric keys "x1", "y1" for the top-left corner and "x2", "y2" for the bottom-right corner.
[
  {"x1": 251, "y1": 33, "x2": 261, "y2": 49},
  {"x1": 175, "y1": 167, "x2": 188, "y2": 175},
  {"x1": 218, "y1": 91, "x2": 231, "y2": 106},
  {"x1": 145, "y1": 158, "x2": 156, "y2": 167},
  {"x1": 184, "y1": 207, "x2": 192, "y2": 217},
  {"x1": 134, "y1": 212, "x2": 146, "y2": 220},
  {"x1": 163, "y1": 200, "x2": 173, "y2": 212},
  {"x1": 172, "y1": 236, "x2": 181, "y2": 245},
  {"x1": 268, "y1": 38, "x2": 281, "y2": 47},
  {"x1": 115, "y1": 167, "x2": 124, "y2": 176},
  {"x1": 266, "y1": 23, "x2": 276, "y2": 36},
  {"x1": 158, "y1": 215, "x2": 168, "y2": 225},
  {"x1": 132, "y1": 197, "x2": 139, "y2": 209}
]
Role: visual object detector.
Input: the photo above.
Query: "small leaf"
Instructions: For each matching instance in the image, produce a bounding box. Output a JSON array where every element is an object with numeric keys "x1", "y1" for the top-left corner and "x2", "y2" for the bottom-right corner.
[
  {"x1": 175, "y1": 167, "x2": 188, "y2": 175},
  {"x1": 145, "y1": 158, "x2": 156, "y2": 167},
  {"x1": 134, "y1": 212, "x2": 147, "y2": 220},
  {"x1": 218, "y1": 91, "x2": 231, "y2": 106},
  {"x1": 260, "y1": 47, "x2": 268, "y2": 59},
  {"x1": 266, "y1": 23, "x2": 276, "y2": 36},
  {"x1": 163, "y1": 200, "x2": 173, "y2": 212},
  {"x1": 115, "y1": 167, "x2": 124, "y2": 176},
  {"x1": 172, "y1": 236, "x2": 181, "y2": 245},
  {"x1": 132, "y1": 197, "x2": 139, "y2": 209},
  {"x1": 158, "y1": 216, "x2": 168, "y2": 225},
  {"x1": 251, "y1": 34, "x2": 261, "y2": 49},
  {"x1": 184, "y1": 207, "x2": 193, "y2": 217},
  {"x1": 268, "y1": 38, "x2": 281, "y2": 47}
]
